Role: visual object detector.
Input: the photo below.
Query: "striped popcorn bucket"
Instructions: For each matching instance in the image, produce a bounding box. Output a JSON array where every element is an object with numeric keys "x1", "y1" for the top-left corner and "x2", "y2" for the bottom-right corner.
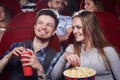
[{"x1": 63, "y1": 67, "x2": 96, "y2": 80}]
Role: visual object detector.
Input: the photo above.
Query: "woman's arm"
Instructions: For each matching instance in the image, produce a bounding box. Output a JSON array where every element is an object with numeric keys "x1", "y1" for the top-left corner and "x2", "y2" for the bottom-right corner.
[
  {"x1": 51, "y1": 54, "x2": 68, "y2": 80},
  {"x1": 104, "y1": 47, "x2": 120, "y2": 80}
]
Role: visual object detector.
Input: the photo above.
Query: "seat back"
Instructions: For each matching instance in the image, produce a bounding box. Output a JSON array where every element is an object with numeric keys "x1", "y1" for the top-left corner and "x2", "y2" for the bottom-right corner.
[
  {"x1": 9, "y1": 11, "x2": 36, "y2": 28},
  {"x1": 94, "y1": 11, "x2": 120, "y2": 29},
  {"x1": 116, "y1": 0, "x2": 120, "y2": 17},
  {"x1": 102, "y1": 0, "x2": 117, "y2": 16},
  {"x1": 35, "y1": 0, "x2": 49, "y2": 12},
  {"x1": 0, "y1": 0, "x2": 22, "y2": 18},
  {"x1": 94, "y1": 11, "x2": 120, "y2": 51},
  {"x1": 80, "y1": 0, "x2": 84, "y2": 10},
  {"x1": 0, "y1": 27, "x2": 34, "y2": 56}
]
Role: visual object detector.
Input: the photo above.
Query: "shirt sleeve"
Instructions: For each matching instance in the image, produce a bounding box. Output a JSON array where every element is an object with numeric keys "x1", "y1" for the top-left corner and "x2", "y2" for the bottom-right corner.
[
  {"x1": 65, "y1": 44, "x2": 74, "y2": 53},
  {"x1": 104, "y1": 47, "x2": 120, "y2": 80},
  {"x1": 1, "y1": 42, "x2": 22, "y2": 58},
  {"x1": 66, "y1": 16, "x2": 72, "y2": 29},
  {"x1": 0, "y1": 42, "x2": 23, "y2": 73},
  {"x1": 51, "y1": 44, "x2": 74, "y2": 80}
]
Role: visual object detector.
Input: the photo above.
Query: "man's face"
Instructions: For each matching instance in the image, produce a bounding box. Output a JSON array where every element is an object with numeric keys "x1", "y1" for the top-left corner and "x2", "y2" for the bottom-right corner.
[
  {"x1": 0, "y1": 6, "x2": 5, "y2": 21},
  {"x1": 48, "y1": 0, "x2": 65, "y2": 14},
  {"x1": 34, "y1": 15, "x2": 56, "y2": 42}
]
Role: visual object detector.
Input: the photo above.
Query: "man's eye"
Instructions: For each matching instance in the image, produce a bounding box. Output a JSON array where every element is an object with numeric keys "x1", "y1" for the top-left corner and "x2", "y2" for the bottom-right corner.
[{"x1": 47, "y1": 24, "x2": 54, "y2": 28}]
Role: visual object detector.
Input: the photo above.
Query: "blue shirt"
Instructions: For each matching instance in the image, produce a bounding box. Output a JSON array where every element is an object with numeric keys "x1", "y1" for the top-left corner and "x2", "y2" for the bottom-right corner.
[
  {"x1": 56, "y1": 15, "x2": 72, "y2": 36},
  {"x1": 1, "y1": 40, "x2": 62, "y2": 80}
]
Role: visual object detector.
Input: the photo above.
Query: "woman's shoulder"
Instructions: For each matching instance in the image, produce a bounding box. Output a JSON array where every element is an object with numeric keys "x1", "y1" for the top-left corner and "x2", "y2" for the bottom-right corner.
[
  {"x1": 67, "y1": 44, "x2": 74, "y2": 48},
  {"x1": 103, "y1": 46, "x2": 119, "y2": 58},
  {"x1": 103, "y1": 46, "x2": 116, "y2": 52}
]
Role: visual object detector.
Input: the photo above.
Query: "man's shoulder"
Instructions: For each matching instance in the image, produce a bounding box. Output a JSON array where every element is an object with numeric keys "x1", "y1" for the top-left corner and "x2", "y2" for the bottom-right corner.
[
  {"x1": 47, "y1": 47, "x2": 61, "y2": 56},
  {"x1": 13, "y1": 40, "x2": 32, "y2": 44},
  {"x1": 12, "y1": 40, "x2": 32, "y2": 47},
  {"x1": 47, "y1": 47, "x2": 58, "y2": 54}
]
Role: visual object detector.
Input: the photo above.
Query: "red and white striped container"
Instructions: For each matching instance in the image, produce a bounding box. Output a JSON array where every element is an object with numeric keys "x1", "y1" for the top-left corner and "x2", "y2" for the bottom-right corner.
[{"x1": 63, "y1": 67, "x2": 96, "y2": 80}]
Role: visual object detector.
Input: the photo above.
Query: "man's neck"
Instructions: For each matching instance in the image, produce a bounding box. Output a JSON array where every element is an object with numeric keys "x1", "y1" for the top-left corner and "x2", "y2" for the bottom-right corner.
[{"x1": 32, "y1": 37, "x2": 49, "y2": 52}]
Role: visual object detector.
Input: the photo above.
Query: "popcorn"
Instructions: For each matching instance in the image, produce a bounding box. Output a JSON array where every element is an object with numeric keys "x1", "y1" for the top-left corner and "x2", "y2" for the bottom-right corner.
[{"x1": 63, "y1": 67, "x2": 96, "y2": 78}]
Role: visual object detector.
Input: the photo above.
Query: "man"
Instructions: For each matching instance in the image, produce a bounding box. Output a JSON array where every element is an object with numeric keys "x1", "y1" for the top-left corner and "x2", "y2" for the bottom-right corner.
[
  {"x1": 48, "y1": 0, "x2": 72, "y2": 52},
  {"x1": 0, "y1": 9, "x2": 61, "y2": 80}
]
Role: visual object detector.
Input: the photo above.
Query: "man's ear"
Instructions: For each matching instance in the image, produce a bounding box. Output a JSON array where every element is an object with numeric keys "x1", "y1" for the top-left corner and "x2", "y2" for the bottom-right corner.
[
  {"x1": 52, "y1": 30, "x2": 56, "y2": 36},
  {"x1": 48, "y1": 1, "x2": 51, "y2": 8}
]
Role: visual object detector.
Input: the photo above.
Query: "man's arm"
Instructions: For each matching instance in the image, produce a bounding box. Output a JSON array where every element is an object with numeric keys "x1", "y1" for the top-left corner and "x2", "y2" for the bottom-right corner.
[{"x1": 0, "y1": 53, "x2": 12, "y2": 73}]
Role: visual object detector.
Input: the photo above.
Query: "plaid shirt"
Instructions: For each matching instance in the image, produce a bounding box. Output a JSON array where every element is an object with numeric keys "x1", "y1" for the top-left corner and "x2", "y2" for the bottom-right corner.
[{"x1": 2, "y1": 40, "x2": 62, "y2": 80}]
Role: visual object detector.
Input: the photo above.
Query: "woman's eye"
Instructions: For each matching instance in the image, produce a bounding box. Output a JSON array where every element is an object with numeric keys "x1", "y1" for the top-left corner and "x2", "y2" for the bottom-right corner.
[{"x1": 76, "y1": 25, "x2": 83, "y2": 29}]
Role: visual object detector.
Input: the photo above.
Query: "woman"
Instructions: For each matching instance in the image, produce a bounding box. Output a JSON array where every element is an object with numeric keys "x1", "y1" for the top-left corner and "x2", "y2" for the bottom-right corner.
[
  {"x1": 51, "y1": 10, "x2": 120, "y2": 80},
  {"x1": 0, "y1": 4, "x2": 10, "y2": 41},
  {"x1": 84, "y1": 0, "x2": 104, "y2": 12}
]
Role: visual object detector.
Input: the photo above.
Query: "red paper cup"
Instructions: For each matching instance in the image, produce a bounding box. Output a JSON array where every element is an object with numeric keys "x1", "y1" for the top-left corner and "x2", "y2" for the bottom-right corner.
[{"x1": 21, "y1": 51, "x2": 33, "y2": 76}]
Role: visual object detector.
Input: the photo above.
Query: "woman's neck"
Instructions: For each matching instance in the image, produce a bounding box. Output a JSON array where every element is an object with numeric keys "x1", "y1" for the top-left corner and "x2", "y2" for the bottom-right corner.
[{"x1": 81, "y1": 41, "x2": 93, "y2": 52}]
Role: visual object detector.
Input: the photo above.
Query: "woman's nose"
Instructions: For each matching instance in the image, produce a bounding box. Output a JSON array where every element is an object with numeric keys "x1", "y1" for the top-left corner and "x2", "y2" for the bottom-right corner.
[{"x1": 73, "y1": 28, "x2": 77, "y2": 34}]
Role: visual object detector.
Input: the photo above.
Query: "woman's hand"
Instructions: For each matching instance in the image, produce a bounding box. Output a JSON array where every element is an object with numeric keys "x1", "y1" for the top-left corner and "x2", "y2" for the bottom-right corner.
[{"x1": 64, "y1": 52, "x2": 80, "y2": 67}]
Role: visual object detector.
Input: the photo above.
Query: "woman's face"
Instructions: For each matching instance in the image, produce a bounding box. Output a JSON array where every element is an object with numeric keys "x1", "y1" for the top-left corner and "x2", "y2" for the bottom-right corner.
[
  {"x1": 0, "y1": 6, "x2": 5, "y2": 21},
  {"x1": 84, "y1": 0, "x2": 97, "y2": 12},
  {"x1": 72, "y1": 17, "x2": 85, "y2": 42}
]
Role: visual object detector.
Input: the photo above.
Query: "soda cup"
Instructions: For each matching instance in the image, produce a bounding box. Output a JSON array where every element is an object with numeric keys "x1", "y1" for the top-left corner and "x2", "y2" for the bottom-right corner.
[{"x1": 21, "y1": 51, "x2": 33, "y2": 76}]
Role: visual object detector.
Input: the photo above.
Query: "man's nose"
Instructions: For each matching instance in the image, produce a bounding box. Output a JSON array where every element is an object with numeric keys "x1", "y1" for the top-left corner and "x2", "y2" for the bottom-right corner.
[{"x1": 41, "y1": 24, "x2": 47, "y2": 29}]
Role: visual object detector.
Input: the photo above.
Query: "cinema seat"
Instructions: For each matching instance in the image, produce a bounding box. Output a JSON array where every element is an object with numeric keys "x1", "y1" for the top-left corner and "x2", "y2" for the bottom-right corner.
[
  {"x1": 9, "y1": 11, "x2": 36, "y2": 28},
  {"x1": 0, "y1": 0, "x2": 22, "y2": 18},
  {"x1": 94, "y1": 11, "x2": 120, "y2": 30},
  {"x1": 116, "y1": 0, "x2": 120, "y2": 18},
  {"x1": 35, "y1": 0, "x2": 48, "y2": 12}
]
